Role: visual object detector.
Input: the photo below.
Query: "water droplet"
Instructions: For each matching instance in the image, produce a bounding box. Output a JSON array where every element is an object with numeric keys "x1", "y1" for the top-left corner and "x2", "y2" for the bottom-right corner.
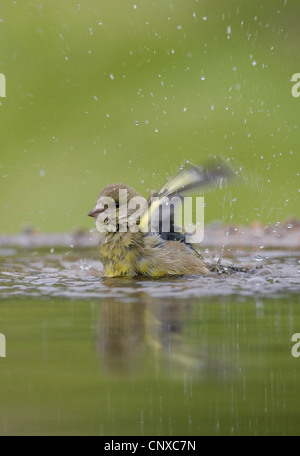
[
  {"x1": 255, "y1": 255, "x2": 263, "y2": 262},
  {"x1": 286, "y1": 223, "x2": 293, "y2": 229},
  {"x1": 79, "y1": 260, "x2": 92, "y2": 271}
]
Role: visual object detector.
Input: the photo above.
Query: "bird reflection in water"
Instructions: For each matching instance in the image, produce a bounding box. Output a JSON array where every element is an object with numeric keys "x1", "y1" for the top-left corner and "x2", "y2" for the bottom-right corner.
[{"x1": 97, "y1": 288, "x2": 207, "y2": 376}]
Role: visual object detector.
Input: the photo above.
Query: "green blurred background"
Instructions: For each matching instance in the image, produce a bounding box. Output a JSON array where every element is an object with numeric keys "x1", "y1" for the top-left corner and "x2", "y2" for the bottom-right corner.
[{"x1": 0, "y1": 0, "x2": 299, "y2": 234}]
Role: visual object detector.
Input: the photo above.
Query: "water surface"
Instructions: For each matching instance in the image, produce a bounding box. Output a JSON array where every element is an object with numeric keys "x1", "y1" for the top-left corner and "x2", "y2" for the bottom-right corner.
[{"x1": 0, "y1": 247, "x2": 300, "y2": 435}]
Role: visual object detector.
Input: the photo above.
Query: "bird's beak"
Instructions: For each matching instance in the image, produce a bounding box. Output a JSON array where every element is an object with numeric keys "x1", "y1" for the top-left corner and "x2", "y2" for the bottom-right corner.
[{"x1": 88, "y1": 206, "x2": 105, "y2": 218}]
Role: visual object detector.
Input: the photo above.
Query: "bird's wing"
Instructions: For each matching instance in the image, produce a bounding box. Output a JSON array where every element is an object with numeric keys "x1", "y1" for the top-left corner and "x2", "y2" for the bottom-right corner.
[{"x1": 139, "y1": 160, "x2": 234, "y2": 237}]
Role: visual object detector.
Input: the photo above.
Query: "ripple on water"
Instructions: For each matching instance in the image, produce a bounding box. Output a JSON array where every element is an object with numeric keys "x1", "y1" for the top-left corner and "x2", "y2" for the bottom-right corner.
[{"x1": 0, "y1": 249, "x2": 300, "y2": 301}]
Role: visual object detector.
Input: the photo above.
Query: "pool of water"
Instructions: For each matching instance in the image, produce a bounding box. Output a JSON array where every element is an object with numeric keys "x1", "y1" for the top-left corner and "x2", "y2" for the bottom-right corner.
[{"x1": 0, "y1": 246, "x2": 300, "y2": 435}]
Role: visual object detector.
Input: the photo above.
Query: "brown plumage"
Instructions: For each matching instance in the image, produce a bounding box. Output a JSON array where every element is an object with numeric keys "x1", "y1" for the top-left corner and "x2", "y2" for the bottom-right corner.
[{"x1": 89, "y1": 163, "x2": 232, "y2": 278}]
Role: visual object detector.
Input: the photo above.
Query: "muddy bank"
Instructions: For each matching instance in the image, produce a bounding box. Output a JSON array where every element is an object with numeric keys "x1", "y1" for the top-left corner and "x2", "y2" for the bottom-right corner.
[{"x1": 0, "y1": 220, "x2": 299, "y2": 250}]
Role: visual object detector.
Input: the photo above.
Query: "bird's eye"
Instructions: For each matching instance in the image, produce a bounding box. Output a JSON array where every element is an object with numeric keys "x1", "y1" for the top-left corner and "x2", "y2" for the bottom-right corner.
[{"x1": 115, "y1": 202, "x2": 120, "y2": 209}]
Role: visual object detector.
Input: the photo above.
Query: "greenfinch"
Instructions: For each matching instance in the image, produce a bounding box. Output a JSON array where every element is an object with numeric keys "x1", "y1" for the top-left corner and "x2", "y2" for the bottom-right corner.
[{"x1": 89, "y1": 162, "x2": 231, "y2": 278}]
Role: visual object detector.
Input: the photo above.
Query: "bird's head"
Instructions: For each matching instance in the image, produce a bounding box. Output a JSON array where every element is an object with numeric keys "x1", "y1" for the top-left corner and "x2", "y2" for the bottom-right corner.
[{"x1": 88, "y1": 183, "x2": 143, "y2": 234}]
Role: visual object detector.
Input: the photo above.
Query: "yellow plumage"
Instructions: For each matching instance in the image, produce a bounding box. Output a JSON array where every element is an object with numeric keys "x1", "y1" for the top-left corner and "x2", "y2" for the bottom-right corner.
[{"x1": 89, "y1": 162, "x2": 232, "y2": 278}]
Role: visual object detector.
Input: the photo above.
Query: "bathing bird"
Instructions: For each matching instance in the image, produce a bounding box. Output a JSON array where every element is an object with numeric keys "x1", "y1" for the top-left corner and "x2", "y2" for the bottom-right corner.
[{"x1": 88, "y1": 161, "x2": 232, "y2": 278}]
